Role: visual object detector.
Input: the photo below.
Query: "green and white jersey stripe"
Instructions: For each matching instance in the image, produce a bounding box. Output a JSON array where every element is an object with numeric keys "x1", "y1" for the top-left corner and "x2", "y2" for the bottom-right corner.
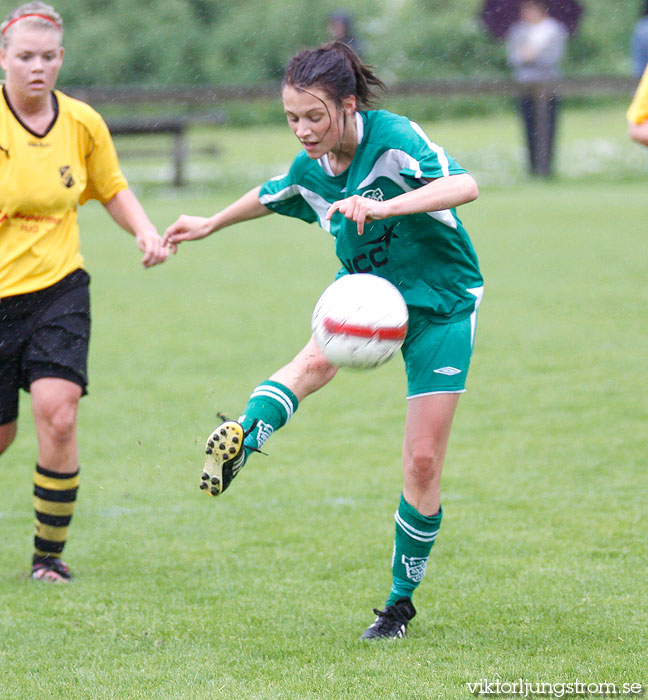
[{"x1": 259, "y1": 109, "x2": 483, "y2": 322}]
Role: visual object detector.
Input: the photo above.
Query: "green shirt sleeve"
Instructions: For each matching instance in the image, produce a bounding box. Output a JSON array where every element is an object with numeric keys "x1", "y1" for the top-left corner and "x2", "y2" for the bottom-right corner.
[
  {"x1": 259, "y1": 157, "x2": 319, "y2": 224},
  {"x1": 394, "y1": 118, "x2": 467, "y2": 183}
]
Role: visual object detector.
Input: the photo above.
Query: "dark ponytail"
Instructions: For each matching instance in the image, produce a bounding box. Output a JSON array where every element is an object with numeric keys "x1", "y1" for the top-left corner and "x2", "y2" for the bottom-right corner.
[{"x1": 282, "y1": 41, "x2": 385, "y2": 109}]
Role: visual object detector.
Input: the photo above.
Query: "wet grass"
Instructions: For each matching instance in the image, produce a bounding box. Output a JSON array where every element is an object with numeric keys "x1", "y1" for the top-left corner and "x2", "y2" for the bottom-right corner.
[{"x1": 0, "y1": 114, "x2": 646, "y2": 698}]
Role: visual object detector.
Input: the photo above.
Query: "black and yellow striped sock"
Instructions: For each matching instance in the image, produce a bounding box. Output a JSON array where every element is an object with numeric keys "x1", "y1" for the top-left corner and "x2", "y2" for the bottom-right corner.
[{"x1": 33, "y1": 464, "x2": 79, "y2": 559}]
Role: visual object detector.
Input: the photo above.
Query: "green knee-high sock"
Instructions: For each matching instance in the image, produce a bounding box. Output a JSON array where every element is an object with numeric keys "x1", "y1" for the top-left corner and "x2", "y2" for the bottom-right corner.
[
  {"x1": 386, "y1": 494, "x2": 443, "y2": 606},
  {"x1": 238, "y1": 380, "x2": 299, "y2": 460}
]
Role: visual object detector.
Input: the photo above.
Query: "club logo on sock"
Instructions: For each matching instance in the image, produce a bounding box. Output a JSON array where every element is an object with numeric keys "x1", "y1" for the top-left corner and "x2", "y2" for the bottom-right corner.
[
  {"x1": 402, "y1": 555, "x2": 428, "y2": 583},
  {"x1": 254, "y1": 420, "x2": 274, "y2": 448}
]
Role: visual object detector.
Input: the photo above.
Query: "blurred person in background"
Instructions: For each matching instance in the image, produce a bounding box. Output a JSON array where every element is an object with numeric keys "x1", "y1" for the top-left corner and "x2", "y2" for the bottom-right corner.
[
  {"x1": 506, "y1": 0, "x2": 568, "y2": 176},
  {"x1": 631, "y1": 1, "x2": 648, "y2": 78},
  {"x1": 327, "y1": 9, "x2": 362, "y2": 57},
  {"x1": 0, "y1": 2, "x2": 168, "y2": 582}
]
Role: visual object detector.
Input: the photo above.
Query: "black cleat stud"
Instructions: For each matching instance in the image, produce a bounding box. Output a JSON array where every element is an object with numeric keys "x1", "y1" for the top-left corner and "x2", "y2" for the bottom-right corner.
[
  {"x1": 205, "y1": 448, "x2": 213, "y2": 455},
  {"x1": 201, "y1": 472, "x2": 209, "y2": 480},
  {"x1": 211, "y1": 487, "x2": 219, "y2": 496},
  {"x1": 199, "y1": 482, "x2": 209, "y2": 490}
]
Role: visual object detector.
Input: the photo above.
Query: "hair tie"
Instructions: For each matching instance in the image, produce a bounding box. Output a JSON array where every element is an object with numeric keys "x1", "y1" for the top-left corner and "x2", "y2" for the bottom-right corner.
[{"x1": 1, "y1": 13, "x2": 61, "y2": 36}]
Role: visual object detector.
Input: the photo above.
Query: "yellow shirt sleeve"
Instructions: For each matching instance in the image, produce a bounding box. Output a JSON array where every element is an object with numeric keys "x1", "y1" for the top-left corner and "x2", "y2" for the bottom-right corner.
[
  {"x1": 627, "y1": 65, "x2": 648, "y2": 124},
  {"x1": 78, "y1": 109, "x2": 128, "y2": 205}
]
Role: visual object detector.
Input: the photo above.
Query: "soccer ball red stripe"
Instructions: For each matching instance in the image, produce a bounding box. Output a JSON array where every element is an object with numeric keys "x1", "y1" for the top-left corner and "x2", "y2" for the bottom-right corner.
[{"x1": 322, "y1": 316, "x2": 408, "y2": 341}]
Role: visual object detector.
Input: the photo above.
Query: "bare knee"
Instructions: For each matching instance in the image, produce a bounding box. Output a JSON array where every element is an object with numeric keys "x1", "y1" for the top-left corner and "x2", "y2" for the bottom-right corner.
[
  {"x1": 0, "y1": 422, "x2": 18, "y2": 455},
  {"x1": 31, "y1": 379, "x2": 81, "y2": 445},
  {"x1": 404, "y1": 441, "x2": 445, "y2": 492},
  {"x1": 35, "y1": 400, "x2": 78, "y2": 446},
  {"x1": 48, "y1": 405, "x2": 77, "y2": 444}
]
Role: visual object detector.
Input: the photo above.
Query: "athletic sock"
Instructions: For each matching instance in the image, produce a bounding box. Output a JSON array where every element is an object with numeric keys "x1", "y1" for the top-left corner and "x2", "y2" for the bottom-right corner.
[
  {"x1": 33, "y1": 464, "x2": 79, "y2": 559},
  {"x1": 386, "y1": 494, "x2": 443, "y2": 606},
  {"x1": 238, "y1": 380, "x2": 299, "y2": 459}
]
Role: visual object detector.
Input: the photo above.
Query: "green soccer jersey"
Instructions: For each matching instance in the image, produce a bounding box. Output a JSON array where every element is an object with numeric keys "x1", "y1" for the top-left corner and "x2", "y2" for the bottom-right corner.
[{"x1": 259, "y1": 109, "x2": 483, "y2": 321}]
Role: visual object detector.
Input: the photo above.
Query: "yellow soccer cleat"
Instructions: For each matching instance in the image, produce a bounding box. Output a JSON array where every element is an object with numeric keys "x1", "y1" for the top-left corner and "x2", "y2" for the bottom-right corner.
[{"x1": 200, "y1": 420, "x2": 246, "y2": 496}]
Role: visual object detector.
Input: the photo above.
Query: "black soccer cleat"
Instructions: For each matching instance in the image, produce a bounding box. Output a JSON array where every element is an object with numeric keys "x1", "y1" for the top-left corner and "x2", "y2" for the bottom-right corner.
[
  {"x1": 31, "y1": 555, "x2": 73, "y2": 583},
  {"x1": 200, "y1": 420, "x2": 246, "y2": 496},
  {"x1": 361, "y1": 596, "x2": 416, "y2": 640}
]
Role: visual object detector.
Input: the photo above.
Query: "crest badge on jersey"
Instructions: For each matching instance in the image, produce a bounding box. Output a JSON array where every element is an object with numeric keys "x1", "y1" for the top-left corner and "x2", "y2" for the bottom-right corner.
[
  {"x1": 59, "y1": 165, "x2": 75, "y2": 188},
  {"x1": 361, "y1": 187, "x2": 384, "y2": 201}
]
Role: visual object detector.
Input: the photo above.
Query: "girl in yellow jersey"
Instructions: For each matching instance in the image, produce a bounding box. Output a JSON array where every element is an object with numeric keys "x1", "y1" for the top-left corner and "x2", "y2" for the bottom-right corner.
[
  {"x1": 627, "y1": 63, "x2": 648, "y2": 147},
  {"x1": 0, "y1": 2, "x2": 169, "y2": 582}
]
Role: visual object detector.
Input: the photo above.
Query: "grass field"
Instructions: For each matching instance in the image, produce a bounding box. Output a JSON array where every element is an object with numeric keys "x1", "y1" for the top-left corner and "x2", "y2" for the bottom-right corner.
[{"x1": 1, "y1": 106, "x2": 647, "y2": 699}]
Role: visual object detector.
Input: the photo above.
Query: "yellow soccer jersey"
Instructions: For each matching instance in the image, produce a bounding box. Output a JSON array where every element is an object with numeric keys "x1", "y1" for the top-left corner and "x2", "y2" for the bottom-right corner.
[
  {"x1": 627, "y1": 65, "x2": 648, "y2": 125},
  {"x1": 0, "y1": 87, "x2": 128, "y2": 296}
]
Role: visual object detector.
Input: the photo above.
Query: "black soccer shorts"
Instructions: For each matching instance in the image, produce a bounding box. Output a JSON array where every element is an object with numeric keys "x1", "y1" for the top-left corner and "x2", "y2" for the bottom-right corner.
[{"x1": 0, "y1": 269, "x2": 91, "y2": 425}]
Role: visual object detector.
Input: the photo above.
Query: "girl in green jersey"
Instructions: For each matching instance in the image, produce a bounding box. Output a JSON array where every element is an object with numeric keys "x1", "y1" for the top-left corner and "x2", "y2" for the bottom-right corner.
[{"x1": 165, "y1": 42, "x2": 483, "y2": 640}]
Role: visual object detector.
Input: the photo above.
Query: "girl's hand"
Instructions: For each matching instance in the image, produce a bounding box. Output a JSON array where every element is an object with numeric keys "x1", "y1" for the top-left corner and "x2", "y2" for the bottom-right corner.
[
  {"x1": 136, "y1": 228, "x2": 169, "y2": 267},
  {"x1": 163, "y1": 215, "x2": 213, "y2": 252},
  {"x1": 326, "y1": 195, "x2": 389, "y2": 235}
]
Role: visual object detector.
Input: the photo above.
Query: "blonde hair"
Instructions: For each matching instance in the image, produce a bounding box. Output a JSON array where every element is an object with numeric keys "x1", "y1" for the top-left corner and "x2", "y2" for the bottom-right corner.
[{"x1": 1, "y1": 2, "x2": 63, "y2": 48}]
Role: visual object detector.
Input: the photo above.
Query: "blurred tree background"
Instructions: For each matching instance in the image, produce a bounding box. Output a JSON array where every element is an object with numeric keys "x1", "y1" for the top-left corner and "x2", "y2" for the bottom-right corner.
[{"x1": 2, "y1": 0, "x2": 640, "y2": 87}]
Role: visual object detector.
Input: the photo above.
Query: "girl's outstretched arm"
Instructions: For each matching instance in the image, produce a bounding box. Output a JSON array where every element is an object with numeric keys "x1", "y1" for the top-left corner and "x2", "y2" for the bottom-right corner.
[{"x1": 164, "y1": 186, "x2": 271, "y2": 251}]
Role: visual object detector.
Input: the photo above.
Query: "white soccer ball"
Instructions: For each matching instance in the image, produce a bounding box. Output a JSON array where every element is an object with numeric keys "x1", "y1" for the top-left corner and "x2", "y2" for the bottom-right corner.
[{"x1": 311, "y1": 274, "x2": 409, "y2": 369}]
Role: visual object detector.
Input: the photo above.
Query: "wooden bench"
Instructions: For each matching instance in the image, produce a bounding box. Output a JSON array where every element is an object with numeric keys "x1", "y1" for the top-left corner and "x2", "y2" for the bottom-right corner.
[{"x1": 106, "y1": 113, "x2": 224, "y2": 187}]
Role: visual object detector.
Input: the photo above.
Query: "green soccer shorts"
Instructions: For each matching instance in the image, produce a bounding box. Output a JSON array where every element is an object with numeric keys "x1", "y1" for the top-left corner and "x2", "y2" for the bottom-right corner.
[{"x1": 401, "y1": 305, "x2": 479, "y2": 398}]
